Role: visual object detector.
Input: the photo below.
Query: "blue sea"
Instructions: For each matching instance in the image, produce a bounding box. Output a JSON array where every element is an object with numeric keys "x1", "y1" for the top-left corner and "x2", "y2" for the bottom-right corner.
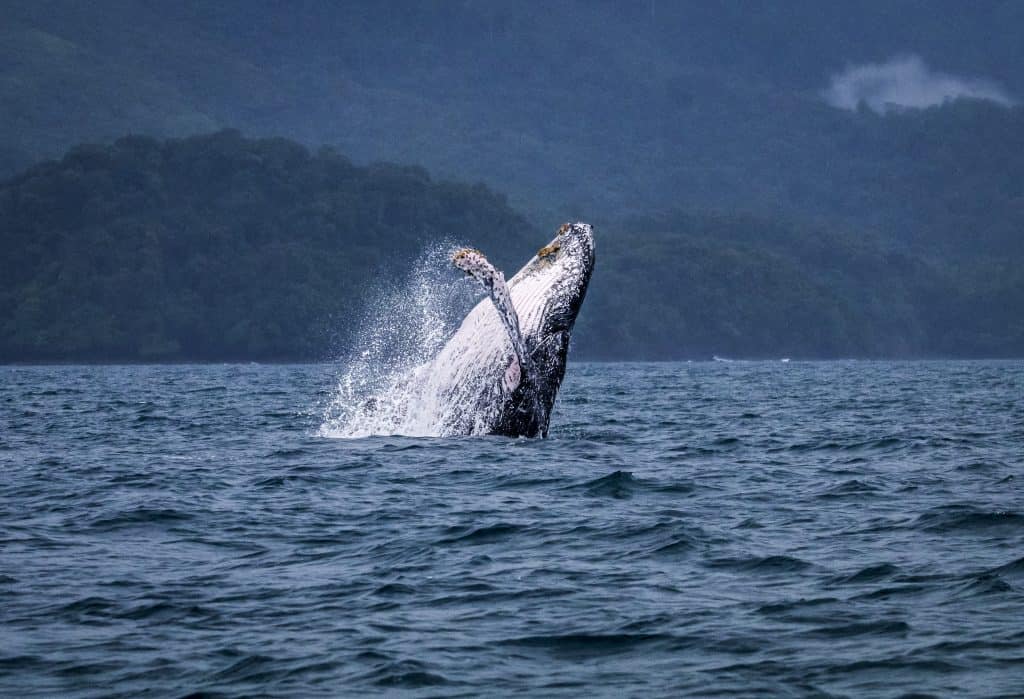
[{"x1": 2, "y1": 361, "x2": 1023, "y2": 697}]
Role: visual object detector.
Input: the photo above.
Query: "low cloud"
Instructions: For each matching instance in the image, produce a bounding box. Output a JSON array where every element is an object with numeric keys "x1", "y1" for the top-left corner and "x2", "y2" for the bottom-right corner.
[{"x1": 822, "y1": 55, "x2": 1015, "y2": 113}]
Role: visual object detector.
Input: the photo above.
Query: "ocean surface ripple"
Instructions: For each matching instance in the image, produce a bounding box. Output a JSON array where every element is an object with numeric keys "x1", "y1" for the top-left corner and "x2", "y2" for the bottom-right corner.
[{"x1": 2, "y1": 361, "x2": 1023, "y2": 697}]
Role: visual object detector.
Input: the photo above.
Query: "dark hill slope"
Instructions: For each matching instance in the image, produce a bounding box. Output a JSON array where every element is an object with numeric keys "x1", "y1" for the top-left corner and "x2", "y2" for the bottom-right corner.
[
  {"x1": 3, "y1": 133, "x2": 1021, "y2": 361},
  {"x1": 0, "y1": 131, "x2": 534, "y2": 360},
  {"x1": 581, "y1": 212, "x2": 1024, "y2": 359}
]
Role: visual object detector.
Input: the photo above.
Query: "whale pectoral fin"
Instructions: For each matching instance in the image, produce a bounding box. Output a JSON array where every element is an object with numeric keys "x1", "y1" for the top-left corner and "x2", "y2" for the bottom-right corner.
[{"x1": 452, "y1": 248, "x2": 534, "y2": 381}]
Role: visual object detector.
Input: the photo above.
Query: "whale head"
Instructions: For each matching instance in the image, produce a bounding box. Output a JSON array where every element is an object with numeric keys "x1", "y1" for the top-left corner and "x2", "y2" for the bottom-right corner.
[
  {"x1": 488, "y1": 222, "x2": 594, "y2": 435},
  {"x1": 512, "y1": 222, "x2": 595, "y2": 340}
]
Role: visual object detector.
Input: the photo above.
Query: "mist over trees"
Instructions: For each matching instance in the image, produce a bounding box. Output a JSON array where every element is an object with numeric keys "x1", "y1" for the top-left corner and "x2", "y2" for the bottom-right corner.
[{"x1": 1, "y1": 2, "x2": 1023, "y2": 360}]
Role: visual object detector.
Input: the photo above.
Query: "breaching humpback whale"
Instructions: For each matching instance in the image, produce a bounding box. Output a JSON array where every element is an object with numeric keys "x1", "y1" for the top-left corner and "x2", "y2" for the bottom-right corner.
[{"x1": 429, "y1": 222, "x2": 595, "y2": 437}]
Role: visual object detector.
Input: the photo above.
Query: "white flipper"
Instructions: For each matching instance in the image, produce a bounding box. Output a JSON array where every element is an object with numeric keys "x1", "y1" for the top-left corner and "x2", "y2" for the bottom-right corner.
[{"x1": 453, "y1": 248, "x2": 534, "y2": 391}]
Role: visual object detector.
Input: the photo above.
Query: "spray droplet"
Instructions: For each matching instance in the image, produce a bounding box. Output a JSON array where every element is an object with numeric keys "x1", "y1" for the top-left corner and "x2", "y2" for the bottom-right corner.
[{"x1": 319, "y1": 243, "x2": 477, "y2": 438}]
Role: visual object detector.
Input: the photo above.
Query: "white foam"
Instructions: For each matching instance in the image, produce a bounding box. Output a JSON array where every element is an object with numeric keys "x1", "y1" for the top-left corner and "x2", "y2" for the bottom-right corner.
[{"x1": 318, "y1": 245, "x2": 476, "y2": 438}]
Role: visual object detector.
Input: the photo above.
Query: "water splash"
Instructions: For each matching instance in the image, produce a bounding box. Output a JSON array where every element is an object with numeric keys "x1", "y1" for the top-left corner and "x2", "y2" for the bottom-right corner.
[{"x1": 319, "y1": 244, "x2": 476, "y2": 438}]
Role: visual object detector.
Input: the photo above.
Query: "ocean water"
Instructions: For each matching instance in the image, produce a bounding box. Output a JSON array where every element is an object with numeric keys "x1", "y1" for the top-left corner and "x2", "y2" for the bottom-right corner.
[{"x1": 1, "y1": 361, "x2": 1023, "y2": 697}]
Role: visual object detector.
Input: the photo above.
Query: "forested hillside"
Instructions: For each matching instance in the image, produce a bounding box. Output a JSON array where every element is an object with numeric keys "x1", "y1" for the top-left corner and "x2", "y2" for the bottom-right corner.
[
  {"x1": 580, "y1": 212, "x2": 1024, "y2": 359},
  {"x1": 0, "y1": 132, "x2": 532, "y2": 360},
  {"x1": 3, "y1": 133, "x2": 1021, "y2": 361}
]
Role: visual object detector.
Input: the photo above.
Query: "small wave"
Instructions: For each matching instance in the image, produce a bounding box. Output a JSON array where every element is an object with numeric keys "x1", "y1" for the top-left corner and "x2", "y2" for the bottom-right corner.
[
  {"x1": 734, "y1": 517, "x2": 764, "y2": 529},
  {"x1": 803, "y1": 620, "x2": 910, "y2": 638},
  {"x1": 574, "y1": 470, "x2": 640, "y2": 498},
  {"x1": 854, "y1": 584, "x2": 933, "y2": 601},
  {"x1": 830, "y1": 563, "x2": 900, "y2": 585},
  {"x1": 650, "y1": 537, "x2": 697, "y2": 556},
  {"x1": 757, "y1": 597, "x2": 839, "y2": 615},
  {"x1": 707, "y1": 554, "x2": 812, "y2": 573},
  {"x1": 372, "y1": 583, "x2": 418, "y2": 597},
  {"x1": 54, "y1": 660, "x2": 121, "y2": 677},
  {"x1": 914, "y1": 506, "x2": 1024, "y2": 533},
  {"x1": 379, "y1": 442, "x2": 428, "y2": 452},
  {"x1": 493, "y1": 473, "x2": 567, "y2": 489},
  {"x1": 120, "y1": 601, "x2": 215, "y2": 621},
  {"x1": 988, "y1": 556, "x2": 1024, "y2": 577},
  {"x1": 437, "y1": 522, "x2": 524, "y2": 544},
  {"x1": 818, "y1": 479, "x2": 881, "y2": 499},
  {"x1": 27, "y1": 388, "x2": 83, "y2": 396},
  {"x1": 210, "y1": 654, "x2": 278, "y2": 682},
  {"x1": 954, "y1": 459, "x2": 1009, "y2": 472},
  {"x1": 0, "y1": 655, "x2": 48, "y2": 672},
  {"x1": 53, "y1": 596, "x2": 115, "y2": 616},
  {"x1": 254, "y1": 475, "x2": 292, "y2": 488},
  {"x1": 863, "y1": 436, "x2": 903, "y2": 450},
  {"x1": 654, "y1": 480, "x2": 697, "y2": 494},
  {"x1": 957, "y1": 572, "x2": 1014, "y2": 596},
  {"x1": 88, "y1": 507, "x2": 194, "y2": 531},
  {"x1": 134, "y1": 414, "x2": 173, "y2": 423},
  {"x1": 566, "y1": 471, "x2": 694, "y2": 499},
  {"x1": 359, "y1": 659, "x2": 452, "y2": 688},
  {"x1": 498, "y1": 632, "x2": 674, "y2": 657},
  {"x1": 825, "y1": 657, "x2": 963, "y2": 675},
  {"x1": 265, "y1": 447, "x2": 314, "y2": 458},
  {"x1": 775, "y1": 436, "x2": 905, "y2": 454}
]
